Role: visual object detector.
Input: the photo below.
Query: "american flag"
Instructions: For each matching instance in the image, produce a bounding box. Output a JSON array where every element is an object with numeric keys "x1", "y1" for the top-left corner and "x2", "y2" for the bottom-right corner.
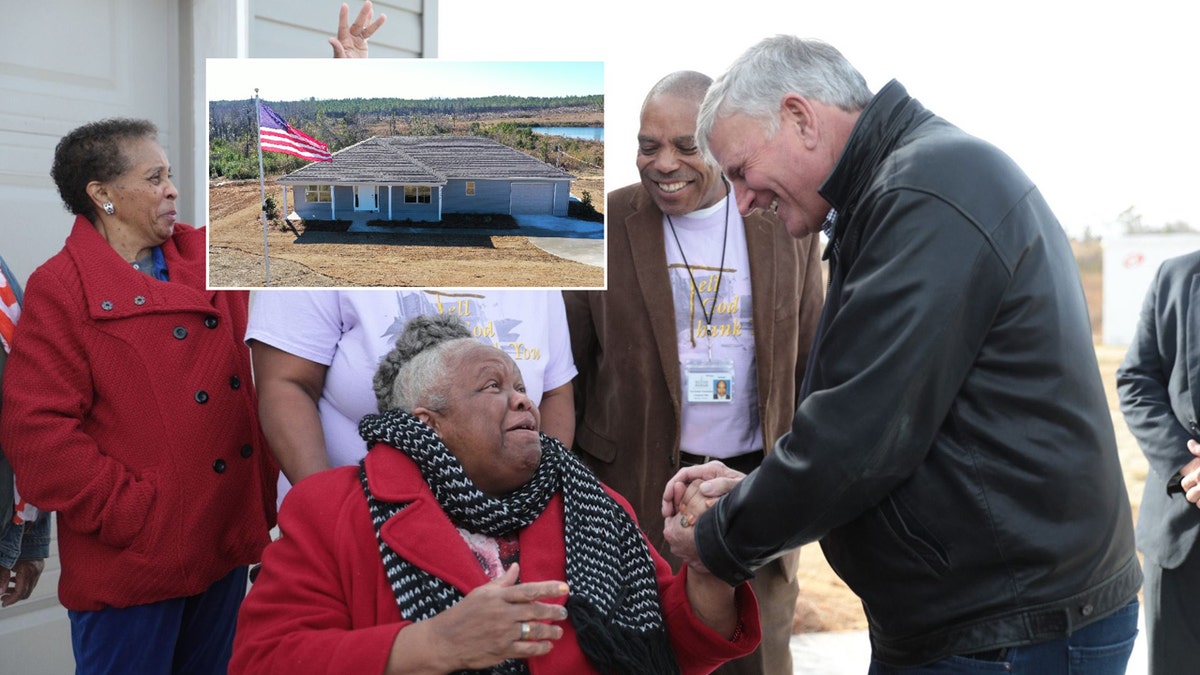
[
  {"x1": 257, "y1": 100, "x2": 332, "y2": 162},
  {"x1": 0, "y1": 271, "x2": 19, "y2": 354}
]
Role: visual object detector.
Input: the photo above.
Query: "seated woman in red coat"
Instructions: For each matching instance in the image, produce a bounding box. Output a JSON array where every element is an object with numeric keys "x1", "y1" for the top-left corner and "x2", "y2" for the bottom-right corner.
[{"x1": 231, "y1": 314, "x2": 760, "y2": 675}]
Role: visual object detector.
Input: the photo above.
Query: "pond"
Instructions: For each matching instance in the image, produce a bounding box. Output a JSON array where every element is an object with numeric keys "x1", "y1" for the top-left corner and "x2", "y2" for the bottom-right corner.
[{"x1": 531, "y1": 126, "x2": 604, "y2": 142}]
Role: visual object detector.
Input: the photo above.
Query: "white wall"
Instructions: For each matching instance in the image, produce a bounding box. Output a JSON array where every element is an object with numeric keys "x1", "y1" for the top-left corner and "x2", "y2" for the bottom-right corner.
[
  {"x1": 0, "y1": 0, "x2": 436, "y2": 289},
  {"x1": 249, "y1": 0, "x2": 436, "y2": 58},
  {"x1": 0, "y1": 0, "x2": 183, "y2": 286},
  {"x1": 1102, "y1": 234, "x2": 1200, "y2": 345},
  {"x1": 0, "y1": 2, "x2": 435, "y2": 669}
]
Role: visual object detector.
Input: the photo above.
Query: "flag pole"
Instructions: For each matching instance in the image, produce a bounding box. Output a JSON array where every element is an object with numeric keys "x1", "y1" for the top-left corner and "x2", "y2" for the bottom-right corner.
[{"x1": 254, "y1": 88, "x2": 271, "y2": 285}]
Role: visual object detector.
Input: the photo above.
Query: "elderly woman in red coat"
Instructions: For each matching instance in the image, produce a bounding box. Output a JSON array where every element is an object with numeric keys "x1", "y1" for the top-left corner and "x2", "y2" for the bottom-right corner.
[
  {"x1": 230, "y1": 314, "x2": 761, "y2": 675},
  {"x1": 0, "y1": 118, "x2": 278, "y2": 674}
]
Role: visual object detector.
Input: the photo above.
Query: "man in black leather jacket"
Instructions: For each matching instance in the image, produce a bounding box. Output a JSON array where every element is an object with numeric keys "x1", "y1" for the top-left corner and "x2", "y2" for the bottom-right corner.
[{"x1": 662, "y1": 36, "x2": 1142, "y2": 672}]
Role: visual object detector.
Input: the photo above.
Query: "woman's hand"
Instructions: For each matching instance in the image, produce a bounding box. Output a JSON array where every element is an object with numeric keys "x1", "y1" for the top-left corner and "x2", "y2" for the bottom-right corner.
[
  {"x1": 676, "y1": 479, "x2": 716, "y2": 530},
  {"x1": 661, "y1": 460, "x2": 745, "y2": 519},
  {"x1": 330, "y1": 1, "x2": 387, "y2": 58},
  {"x1": 661, "y1": 461, "x2": 745, "y2": 571},
  {"x1": 385, "y1": 563, "x2": 570, "y2": 673},
  {"x1": 664, "y1": 478, "x2": 720, "y2": 573}
]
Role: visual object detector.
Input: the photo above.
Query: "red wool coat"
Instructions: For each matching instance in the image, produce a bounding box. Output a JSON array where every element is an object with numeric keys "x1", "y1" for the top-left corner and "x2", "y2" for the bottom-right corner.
[
  {"x1": 230, "y1": 445, "x2": 760, "y2": 675},
  {"x1": 0, "y1": 216, "x2": 277, "y2": 611}
]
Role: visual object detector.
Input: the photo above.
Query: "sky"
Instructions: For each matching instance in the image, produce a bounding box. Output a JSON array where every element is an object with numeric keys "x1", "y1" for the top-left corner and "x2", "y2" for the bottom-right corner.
[
  {"x1": 206, "y1": 59, "x2": 603, "y2": 102},
  {"x1": 437, "y1": 0, "x2": 1199, "y2": 239}
]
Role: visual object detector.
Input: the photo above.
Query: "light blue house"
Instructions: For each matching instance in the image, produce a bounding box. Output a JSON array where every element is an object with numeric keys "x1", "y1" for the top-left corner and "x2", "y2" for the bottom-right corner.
[{"x1": 278, "y1": 135, "x2": 575, "y2": 222}]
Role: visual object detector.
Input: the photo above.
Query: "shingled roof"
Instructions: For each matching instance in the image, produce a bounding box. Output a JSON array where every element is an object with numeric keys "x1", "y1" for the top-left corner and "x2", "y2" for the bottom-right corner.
[{"x1": 277, "y1": 135, "x2": 575, "y2": 185}]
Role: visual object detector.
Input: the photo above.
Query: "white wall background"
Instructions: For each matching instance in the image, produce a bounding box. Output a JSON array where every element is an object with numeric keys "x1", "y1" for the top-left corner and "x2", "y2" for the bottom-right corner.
[
  {"x1": 0, "y1": 0, "x2": 434, "y2": 288},
  {"x1": 0, "y1": 2, "x2": 434, "y2": 669}
]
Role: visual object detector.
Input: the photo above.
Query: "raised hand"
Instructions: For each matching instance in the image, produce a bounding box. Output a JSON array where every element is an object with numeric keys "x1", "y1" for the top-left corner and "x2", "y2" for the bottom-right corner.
[{"x1": 330, "y1": 1, "x2": 387, "y2": 58}]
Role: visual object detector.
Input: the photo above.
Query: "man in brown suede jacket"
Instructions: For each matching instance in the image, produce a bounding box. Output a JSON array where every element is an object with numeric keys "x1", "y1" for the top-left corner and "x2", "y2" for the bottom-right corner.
[{"x1": 564, "y1": 71, "x2": 825, "y2": 675}]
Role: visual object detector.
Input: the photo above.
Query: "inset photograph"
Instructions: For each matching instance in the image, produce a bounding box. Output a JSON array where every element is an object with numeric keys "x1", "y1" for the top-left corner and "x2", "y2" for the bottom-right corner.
[{"x1": 206, "y1": 58, "x2": 604, "y2": 288}]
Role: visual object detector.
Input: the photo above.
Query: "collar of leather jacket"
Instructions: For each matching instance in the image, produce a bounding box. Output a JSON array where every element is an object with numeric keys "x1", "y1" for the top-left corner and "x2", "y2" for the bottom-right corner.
[{"x1": 820, "y1": 80, "x2": 935, "y2": 248}]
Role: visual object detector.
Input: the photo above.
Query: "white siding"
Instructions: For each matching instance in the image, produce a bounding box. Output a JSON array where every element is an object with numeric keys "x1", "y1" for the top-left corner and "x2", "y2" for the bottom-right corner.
[
  {"x1": 249, "y1": 0, "x2": 436, "y2": 57},
  {"x1": 0, "y1": 0, "x2": 182, "y2": 286},
  {"x1": 0, "y1": 2, "x2": 435, "y2": 669},
  {"x1": 0, "y1": 1, "x2": 180, "y2": 668}
]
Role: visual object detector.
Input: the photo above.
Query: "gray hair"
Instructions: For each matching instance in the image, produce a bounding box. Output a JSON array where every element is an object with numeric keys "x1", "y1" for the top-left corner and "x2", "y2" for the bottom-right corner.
[
  {"x1": 373, "y1": 314, "x2": 474, "y2": 413},
  {"x1": 696, "y1": 36, "x2": 872, "y2": 157}
]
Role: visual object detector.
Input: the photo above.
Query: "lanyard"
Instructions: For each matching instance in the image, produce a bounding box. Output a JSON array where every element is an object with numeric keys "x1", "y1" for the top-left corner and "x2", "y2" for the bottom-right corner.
[{"x1": 665, "y1": 193, "x2": 729, "y2": 353}]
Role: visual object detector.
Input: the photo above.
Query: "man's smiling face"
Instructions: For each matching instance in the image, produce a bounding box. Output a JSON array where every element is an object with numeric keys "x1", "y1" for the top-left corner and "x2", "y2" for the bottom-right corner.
[{"x1": 636, "y1": 93, "x2": 726, "y2": 216}]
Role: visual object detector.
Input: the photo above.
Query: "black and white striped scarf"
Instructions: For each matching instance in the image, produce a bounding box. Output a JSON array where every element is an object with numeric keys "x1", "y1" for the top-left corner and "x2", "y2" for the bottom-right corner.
[{"x1": 358, "y1": 409, "x2": 680, "y2": 675}]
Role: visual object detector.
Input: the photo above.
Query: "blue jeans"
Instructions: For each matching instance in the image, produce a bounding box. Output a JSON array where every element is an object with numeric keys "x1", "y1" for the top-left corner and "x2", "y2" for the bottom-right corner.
[
  {"x1": 869, "y1": 599, "x2": 1139, "y2": 674},
  {"x1": 68, "y1": 566, "x2": 248, "y2": 675},
  {"x1": 0, "y1": 513, "x2": 51, "y2": 568}
]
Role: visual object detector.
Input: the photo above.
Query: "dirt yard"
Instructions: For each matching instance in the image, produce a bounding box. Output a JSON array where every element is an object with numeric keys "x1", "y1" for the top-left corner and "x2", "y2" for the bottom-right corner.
[
  {"x1": 789, "y1": 249, "x2": 1147, "y2": 633},
  {"x1": 206, "y1": 175, "x2": 604, "y2": 288}
]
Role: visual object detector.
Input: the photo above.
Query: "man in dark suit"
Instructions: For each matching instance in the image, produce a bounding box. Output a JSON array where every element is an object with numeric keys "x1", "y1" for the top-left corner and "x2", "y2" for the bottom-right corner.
[{"x1": 1117, "y1": 249, "x2": 1200, "y2": 674}]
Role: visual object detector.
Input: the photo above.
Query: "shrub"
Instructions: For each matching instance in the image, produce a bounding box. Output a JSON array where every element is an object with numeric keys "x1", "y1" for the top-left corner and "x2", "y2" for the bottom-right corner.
[{"x1": 263, "y1": 195, "x2": 280, "y2": 221}]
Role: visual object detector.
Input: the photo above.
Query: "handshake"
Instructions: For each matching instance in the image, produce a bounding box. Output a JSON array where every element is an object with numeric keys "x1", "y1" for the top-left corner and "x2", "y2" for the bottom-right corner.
[{"x1": 659, "y1": 461, "x2": 747, "y2": 573}]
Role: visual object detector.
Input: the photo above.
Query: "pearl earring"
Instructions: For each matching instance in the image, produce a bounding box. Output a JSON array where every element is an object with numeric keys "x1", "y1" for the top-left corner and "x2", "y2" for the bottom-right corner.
[{"x1": 102, "y1": 202, "x2": 115, "y2": 215}]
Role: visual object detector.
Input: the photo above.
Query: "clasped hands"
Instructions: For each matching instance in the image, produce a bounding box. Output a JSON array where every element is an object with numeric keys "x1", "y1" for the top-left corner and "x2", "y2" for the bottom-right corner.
[{"x1": 661, "y1": 461, "x2": 746, "y2": 573}]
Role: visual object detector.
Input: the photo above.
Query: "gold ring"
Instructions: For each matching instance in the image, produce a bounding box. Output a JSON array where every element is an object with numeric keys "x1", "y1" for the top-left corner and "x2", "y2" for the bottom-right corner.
[{"x1": 519, "y1": 621, "x2": 531, "y2": 641}]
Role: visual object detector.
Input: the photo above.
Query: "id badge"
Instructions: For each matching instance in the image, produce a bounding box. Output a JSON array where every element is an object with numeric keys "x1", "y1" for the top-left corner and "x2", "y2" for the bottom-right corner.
[{"x1": 684, "y1": 359, "x2": 735, "y2": 403}]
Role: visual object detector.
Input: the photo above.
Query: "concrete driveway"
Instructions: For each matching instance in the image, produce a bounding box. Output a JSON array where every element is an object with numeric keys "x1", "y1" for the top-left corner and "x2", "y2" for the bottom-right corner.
[{"x1": 512, "y1": 213, "x2": 605, "y2": 268}]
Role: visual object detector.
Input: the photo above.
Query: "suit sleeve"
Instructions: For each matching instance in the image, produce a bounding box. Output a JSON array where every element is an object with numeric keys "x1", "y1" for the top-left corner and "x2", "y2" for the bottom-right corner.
[
  {"x1": 562, "y1": 290, "x2": 597, "y2": 424},
  {"x1": 1116, "y1": 262, "x2": 1193, "y2": 486},
  {"x1": 793, "y1": 233, "x2": 826, "y2": 395}
]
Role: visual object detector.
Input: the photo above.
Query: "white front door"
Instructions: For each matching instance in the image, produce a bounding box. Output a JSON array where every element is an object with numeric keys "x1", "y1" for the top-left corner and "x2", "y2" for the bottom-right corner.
[{"x1": 355, "y1": 185, "x2": 378, "y2": 211}]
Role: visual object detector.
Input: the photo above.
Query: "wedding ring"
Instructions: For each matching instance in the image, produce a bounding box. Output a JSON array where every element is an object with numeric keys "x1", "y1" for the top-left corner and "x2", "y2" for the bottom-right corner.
[{"x1": 519, "y1": 621, "x2": 531, "y2": 641}]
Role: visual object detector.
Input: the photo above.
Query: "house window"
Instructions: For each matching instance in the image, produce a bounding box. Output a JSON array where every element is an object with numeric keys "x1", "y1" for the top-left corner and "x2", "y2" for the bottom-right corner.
[
  {"x1": 465, "y1": 181, "x2": 476, "y2": 196},
  {"x1": 305, "y1": 185, "x2": 331, "y2": 202},
  {"x1": 404, "y1": 186, "x2": 432, "y2": 204}
]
